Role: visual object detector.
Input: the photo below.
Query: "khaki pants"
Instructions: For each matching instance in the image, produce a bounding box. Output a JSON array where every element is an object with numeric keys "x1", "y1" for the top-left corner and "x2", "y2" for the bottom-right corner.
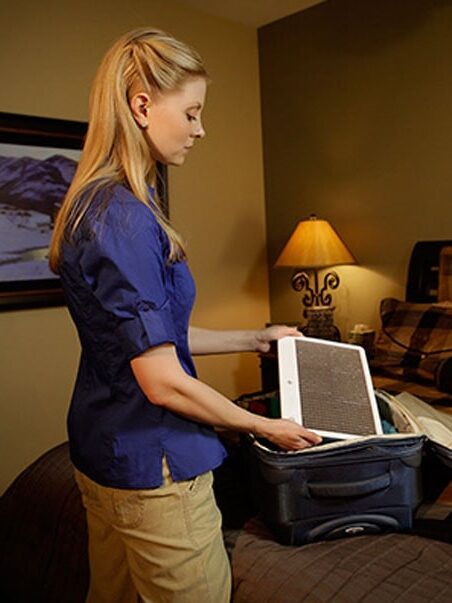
[{"x1": 74, "y1": 460, "x2": 231, "y2": 603}]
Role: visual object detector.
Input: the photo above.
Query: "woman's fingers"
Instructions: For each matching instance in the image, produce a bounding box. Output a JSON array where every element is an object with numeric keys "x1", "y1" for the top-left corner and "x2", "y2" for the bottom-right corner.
[{"x1": 258, "y1": 418, "x2": 322, "y2": 451}]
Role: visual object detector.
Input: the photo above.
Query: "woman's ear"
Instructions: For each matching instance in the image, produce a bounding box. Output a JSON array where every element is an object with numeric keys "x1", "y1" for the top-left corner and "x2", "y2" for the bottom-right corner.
[{"x1": 129, "y1": 92, "x2": 151, "y2": 128}]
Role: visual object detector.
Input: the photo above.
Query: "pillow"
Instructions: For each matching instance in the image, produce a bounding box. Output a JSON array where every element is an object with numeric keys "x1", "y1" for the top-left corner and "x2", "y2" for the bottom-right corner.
[{"x1": 372, "y1": 298, "x2": 452, "y2": 388}]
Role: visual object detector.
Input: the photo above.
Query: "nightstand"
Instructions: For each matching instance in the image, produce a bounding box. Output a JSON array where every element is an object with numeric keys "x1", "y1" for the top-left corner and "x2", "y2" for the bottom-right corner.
[{"x1": 259, "y1": 349, "x2": 279, "y2": 392}]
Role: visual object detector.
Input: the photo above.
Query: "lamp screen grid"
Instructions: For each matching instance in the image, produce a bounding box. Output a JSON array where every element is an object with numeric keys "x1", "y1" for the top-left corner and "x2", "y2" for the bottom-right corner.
[{"x1": 295, "y1": 340, "x2": 376, "y2": 436}]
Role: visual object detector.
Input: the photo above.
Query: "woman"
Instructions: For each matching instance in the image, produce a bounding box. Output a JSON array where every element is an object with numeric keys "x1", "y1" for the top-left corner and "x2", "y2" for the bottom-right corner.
[{"x1": 49, "y1": 27, "x2": 320, "y2": 603}]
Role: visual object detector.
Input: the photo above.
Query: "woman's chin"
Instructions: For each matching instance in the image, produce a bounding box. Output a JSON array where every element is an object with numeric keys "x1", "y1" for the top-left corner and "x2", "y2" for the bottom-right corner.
[{"x1": 167, "y1": 155, "x2": 187, "y2": 167}]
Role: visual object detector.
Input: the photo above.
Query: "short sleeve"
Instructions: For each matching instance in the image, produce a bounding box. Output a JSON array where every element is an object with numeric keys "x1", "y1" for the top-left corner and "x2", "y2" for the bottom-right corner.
[{"x1": 79, "y1": 197, "x2": 177, "y2": 359}]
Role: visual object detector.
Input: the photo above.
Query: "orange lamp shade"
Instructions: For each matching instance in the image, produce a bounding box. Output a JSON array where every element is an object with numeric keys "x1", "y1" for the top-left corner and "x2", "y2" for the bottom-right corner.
[{"x1": 275, "y1": 215, "x2": 356, "y2": 269}]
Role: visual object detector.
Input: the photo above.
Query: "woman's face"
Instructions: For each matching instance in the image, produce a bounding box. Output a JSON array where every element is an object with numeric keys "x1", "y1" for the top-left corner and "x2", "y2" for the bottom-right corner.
[{"x1": 142, "y1": 77, "x2": 207, "y2": 166}]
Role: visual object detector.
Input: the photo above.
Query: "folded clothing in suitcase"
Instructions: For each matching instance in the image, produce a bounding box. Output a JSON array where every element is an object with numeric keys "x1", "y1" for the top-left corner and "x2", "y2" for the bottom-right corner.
[{"x1": 246, "y1": 391, "x2": 452, "y2": 545}]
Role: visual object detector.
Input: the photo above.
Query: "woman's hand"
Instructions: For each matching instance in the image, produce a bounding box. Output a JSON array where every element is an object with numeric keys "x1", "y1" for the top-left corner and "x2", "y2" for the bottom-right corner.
[
  {"x1": 254, "y1": 416, "x2": 322, "y2": 451},
  {"x1": 254, "y1": 324, "x2": 301, "y2": 354}
]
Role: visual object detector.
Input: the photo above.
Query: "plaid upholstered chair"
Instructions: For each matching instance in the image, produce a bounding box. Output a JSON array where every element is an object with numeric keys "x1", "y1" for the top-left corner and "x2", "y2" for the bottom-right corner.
[
  {"x1": 371, "y1": 241, "x2": 452, "y2": 406},
  {"x1": 439, "y1": 246, "x2": 452, "y2": 302}
]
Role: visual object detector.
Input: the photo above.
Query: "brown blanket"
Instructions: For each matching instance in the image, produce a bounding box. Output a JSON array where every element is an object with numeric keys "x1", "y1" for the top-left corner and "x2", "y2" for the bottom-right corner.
[{"x1": 231, "y1": 518, "x2": 452, "y2": 603}]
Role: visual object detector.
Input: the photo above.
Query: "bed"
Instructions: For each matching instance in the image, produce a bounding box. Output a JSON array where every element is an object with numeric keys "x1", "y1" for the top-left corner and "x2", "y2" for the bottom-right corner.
[{"x1": 1, "y1": 437, "x2": 451, "y2": 603}]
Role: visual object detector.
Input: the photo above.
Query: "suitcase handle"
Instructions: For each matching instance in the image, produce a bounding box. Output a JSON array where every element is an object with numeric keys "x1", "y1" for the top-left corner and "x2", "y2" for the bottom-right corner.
[{"x1": 307, "y1": 473, "x2": 391, "y2": 498}]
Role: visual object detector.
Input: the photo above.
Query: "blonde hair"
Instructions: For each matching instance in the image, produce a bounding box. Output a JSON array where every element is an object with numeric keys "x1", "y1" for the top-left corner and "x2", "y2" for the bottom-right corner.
[{"x1": 49, "y1": 27, "x2": 208, "y2": 273}]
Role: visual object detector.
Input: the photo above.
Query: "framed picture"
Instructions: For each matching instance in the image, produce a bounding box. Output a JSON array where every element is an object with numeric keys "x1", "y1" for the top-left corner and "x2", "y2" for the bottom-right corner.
[{"x1": 0, "y1": 111, "x2": 168, "y2": 312}]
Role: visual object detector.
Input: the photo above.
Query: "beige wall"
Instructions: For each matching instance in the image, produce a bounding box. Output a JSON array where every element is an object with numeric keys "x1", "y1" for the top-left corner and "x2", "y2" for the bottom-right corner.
[
  {"x1": 259, "y1": 0, "x2": 452, "y2": 337},
  {"x1": 0, "y1": 0, "x2": 268, "y2": 493}
]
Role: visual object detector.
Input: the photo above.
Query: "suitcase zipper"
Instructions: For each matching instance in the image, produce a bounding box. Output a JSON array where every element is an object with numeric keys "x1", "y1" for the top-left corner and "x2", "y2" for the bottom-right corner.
[{"x1": 253, "y1": 436, "x2": 424, "y2": 469}]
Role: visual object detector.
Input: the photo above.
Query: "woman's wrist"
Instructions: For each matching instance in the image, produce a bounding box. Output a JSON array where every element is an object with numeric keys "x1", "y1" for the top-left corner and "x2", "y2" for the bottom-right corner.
[
  {"x1": 250, "y1": 414, "x2": 272, "y2": 438},
  {"x1": 249, "y1": 329, "x2": 263, "y2": 352},
  {"x1": 231, "y1": 329, "x2": 263, "y2": 353}
]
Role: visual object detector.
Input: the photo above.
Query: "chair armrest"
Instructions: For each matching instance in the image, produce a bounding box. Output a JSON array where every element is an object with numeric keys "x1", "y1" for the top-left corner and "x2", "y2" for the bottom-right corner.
[{"x1": 436, "y1": 357, "x2": 452, "y2": 394}]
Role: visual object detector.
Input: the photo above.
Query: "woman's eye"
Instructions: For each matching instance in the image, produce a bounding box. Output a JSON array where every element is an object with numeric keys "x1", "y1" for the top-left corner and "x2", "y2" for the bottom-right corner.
[{"x1": 186, "y1": 114, "x2": 197, "y2": 122}]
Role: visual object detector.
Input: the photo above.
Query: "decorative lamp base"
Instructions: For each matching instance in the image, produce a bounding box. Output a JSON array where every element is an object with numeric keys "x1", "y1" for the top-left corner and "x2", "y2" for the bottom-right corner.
[{"x1": 302, "y1": 305, "x2": 341, "y2": 341}]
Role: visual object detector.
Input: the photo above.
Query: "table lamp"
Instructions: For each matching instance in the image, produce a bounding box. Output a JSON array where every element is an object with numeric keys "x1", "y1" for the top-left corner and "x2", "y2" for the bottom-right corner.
[{"x1": 275, "y1": 214, "x2": 357, "y2": 340}]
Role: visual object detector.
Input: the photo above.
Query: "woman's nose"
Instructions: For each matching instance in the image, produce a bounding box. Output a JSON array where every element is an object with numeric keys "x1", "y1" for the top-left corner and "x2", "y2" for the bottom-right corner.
[{"x1": 195, "y1": 120, "x2": 205, "y2": 138}]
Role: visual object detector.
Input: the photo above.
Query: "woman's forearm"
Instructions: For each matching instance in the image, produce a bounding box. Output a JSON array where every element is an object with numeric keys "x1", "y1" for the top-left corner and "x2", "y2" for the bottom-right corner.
[
  {"x1": 188, "y1": 326, "x2": 257, "y2": 355},
  {"x1": 130, "y1": 344, "x2": 320, "y2": 450},
  {"x1": 155, "y1": 367, "x2": 265, "y2": 432},
  {"x1": 188, "y1": 324, "x2": 300, "y2": 355},
  {"x1": 132, "y1": 343, "x2": 257, "y2": 428}
]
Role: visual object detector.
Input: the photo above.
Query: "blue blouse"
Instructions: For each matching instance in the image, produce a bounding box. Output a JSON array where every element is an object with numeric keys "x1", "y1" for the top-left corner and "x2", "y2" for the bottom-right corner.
[{"x1": 60, "y1": 184, "x2": 226, "y2": 488}]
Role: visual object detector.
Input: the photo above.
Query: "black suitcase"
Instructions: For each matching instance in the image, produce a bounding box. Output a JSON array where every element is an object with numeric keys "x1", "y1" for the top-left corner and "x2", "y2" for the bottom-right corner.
[{"x1": 245, "y1": 390, "x2": 452, "y2": 545}]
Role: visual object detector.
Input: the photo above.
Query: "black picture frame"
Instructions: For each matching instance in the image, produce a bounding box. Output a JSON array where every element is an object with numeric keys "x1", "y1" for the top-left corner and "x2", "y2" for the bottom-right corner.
[{"x1": 0, "y1": 111, "x2": 168, "y2": 312}]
